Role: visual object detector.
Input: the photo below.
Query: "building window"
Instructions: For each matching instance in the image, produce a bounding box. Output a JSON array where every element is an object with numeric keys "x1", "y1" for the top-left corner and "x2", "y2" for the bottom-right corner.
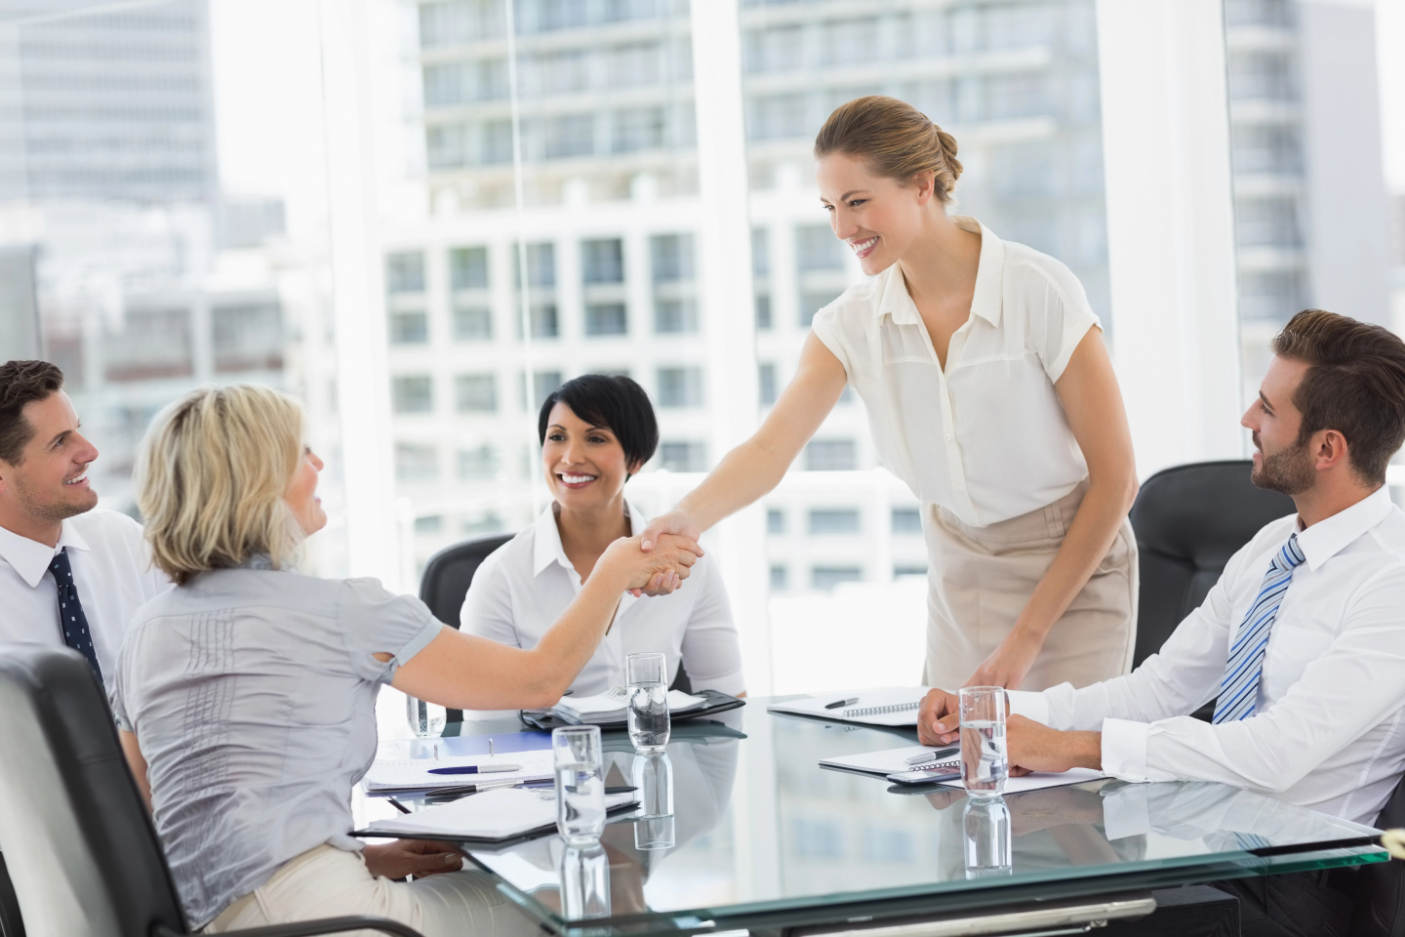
[
  {"x1": 770, "y1": 564, "x2": 788, "y2": 591},
  {"x1": 812, "y1": 566, "x2": 863, "y2": 591},
  {"x1": 759, "y1": 362, "x2": 777, "y2": 405},
  {"x1": 755, "y1": 295, "x2": 772, "y2": 330},
  {"x1": 582, "y1": 238, "x2": 625, "y2": 283},
  {"x1": 414, "y1": 515, "x2": 444, "y2": 533},
  {"x1": 799, "y1": 289, "x2": 842, "y2": 328},
  {"x1": 386, "y1": 251, "x2": 426, "y2": 293},
  {"x1": 752, "y1": 226, "x2": 769, "y2": 277},
  {"x1": 805, "y1": 439, "x2": 856, "y2": 471},
  {"x1": 659, "y1": 441, "x2": 707, "y2": 472},
  {"x1": 657, "y1": 367, "x2": 704, "y2": 408},
  {"x1": 392, "y1": 375, "x2": 433, "y2": 414},
  {"x1": 545, "y1": 113, "x2": 595, "y2": 158},
  {"x1": 462, "y1": 511, "x2": 504, "y2": 535},
  {"x1": 514, "y1": 242, "x2": 556, "y2": 288},
  {"x1": 796, "y1": 224, "x2": 845, "y2": 271},
  {"x1": 458, "y1": 444, "x2": 500, "y2": 480},
  {"x1": 456, "y1": 373, "x2": 497, "y2": 412},
  {"x1": 809, "y1": 509, "x2": 860, "y2": 535},
  {"x1": 651, "y1": 233, "x2": 694, "y2": 281},
  {"x1": 522, "y1": 369, "x2": 564, "y2": 410},
  {"x1": 612, "y1": 106, "x2": 666, "y2": 153},
  {"x1": 767, "y1": 508, "x2": 785, "y2": 534},
  {"x1": 892, "y1": 508, "x2": 923, "y2": 534},
  {"x1": 389, "y1": 310, "x2": 429, "y2": 345},
  {"x1": 450, "y1": 246, "x2": 489, "y2": 290},
  {"x1": 395, "y1": 443, "x2": 438, "y2": 482},
  {"x1": 654, "y1": 299, "x2": 697, "y2": 334},
  {"x1": 453, "y1": 305, "x2": 493, "y2": 341},
  {"x1": 894, "y1": 565, "x2": 928, "y2": 579},
  {"x1": 586, "y1": 303, "x2": 628, "y2": 336},
  {"x1": 514, "y1": 303, "x2": 559, "y2": 339}
]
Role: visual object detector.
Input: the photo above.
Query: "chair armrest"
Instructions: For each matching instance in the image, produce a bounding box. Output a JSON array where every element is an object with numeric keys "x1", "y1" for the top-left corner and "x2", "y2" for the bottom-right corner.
[{"x1": 154, "y1": 914, "x2": 427, "y2": 937}]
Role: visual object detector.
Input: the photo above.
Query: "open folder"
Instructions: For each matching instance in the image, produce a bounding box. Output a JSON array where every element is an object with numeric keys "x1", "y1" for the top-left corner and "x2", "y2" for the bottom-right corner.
[
  {"x1": 355, "y1": 787, "x2": 640, "y2": 843},
  {"x1": 767, "y1": 687, "x2": 929, "y2": 727}
]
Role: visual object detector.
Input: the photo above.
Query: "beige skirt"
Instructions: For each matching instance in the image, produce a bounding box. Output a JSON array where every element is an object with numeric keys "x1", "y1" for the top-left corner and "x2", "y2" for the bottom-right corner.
[{"x1": 922, "y1": 480, "x2": 1138, "y2": 692}]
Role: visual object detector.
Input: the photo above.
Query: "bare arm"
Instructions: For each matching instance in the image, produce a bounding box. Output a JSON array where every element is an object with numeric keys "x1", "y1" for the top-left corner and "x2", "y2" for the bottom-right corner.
[
  {"x1": 391, "y1": 534, "x2": 700, "y2": 710},
  {"x1": 119, "y1": 729, "x2": 152, "y2": 813},
  {"x1": 966, "y1": 328, "x2": 1139, "y2": 688}
]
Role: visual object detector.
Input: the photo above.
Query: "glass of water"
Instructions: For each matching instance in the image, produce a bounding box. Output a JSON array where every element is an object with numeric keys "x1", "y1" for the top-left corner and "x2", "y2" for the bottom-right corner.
[
  {"x1": 632, "y1": 752, "x2": 675, "y2": 850},
  {"x1": 625, "y1": 652, "x2": 670, "y2": 754},
  {"x1": 553, "y1": 726, "x2": 606, "y2": 846},
  {"x1": 963, "y1": 796, "x2": 1013, "y2": 878},
  {"x1": 958, "y1": 686, "x2": 1008, "y2": 797},
  {"x1": 559, "y1": 844, "x2": 611, "y2": 920},
  {"x1": 406, "y1": 695, "x2": 446, "y2": 738}
]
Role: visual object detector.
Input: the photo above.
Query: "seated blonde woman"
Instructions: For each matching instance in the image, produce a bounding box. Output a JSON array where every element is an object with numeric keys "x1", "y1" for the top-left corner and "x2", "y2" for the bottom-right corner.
[{"x1": 109, "y1": 385, "x2": 699, "y2": 936}]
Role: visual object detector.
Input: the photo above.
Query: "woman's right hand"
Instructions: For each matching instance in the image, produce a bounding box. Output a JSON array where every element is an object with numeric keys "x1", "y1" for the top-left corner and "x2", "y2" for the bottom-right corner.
[{"x1": 602, "y1": 532, "x2": 702, "y2": 592}]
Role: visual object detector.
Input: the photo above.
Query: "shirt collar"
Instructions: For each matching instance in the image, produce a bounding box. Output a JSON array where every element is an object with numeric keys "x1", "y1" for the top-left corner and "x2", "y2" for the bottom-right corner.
[
  {"x1": 876, "y1": 216, "x2": 1004, "y2": 328},
  {"x1": 1293, "y1": 485, "x2": 1394, "y2": 572},
  {"x1": 531, "y1": 500, "x2": 643, "y2": 578},
  {"x1": 0, "y1": 516, "x2": 91, "y2": 589}
]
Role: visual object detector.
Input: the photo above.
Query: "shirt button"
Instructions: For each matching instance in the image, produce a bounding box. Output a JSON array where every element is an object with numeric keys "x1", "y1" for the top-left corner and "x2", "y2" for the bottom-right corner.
[
  {"x1": 956, "y1": 486, "x2": 966, "y2": 495},
  {"x1": 944, "y1": 433, "x2": 953, "y2": 441}
]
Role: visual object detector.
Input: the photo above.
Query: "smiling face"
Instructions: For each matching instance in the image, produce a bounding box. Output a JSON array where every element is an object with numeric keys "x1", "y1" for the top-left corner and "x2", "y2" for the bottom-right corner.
[
  {"x1": 817, "y1": 152, "x2": 935, "y2": 277},
  {"x1": 542, "y1": 402, "x2": 636, "y2": 515},
  {"x1": 284, "y1": 446, "x2": 327, "y2": 535},
  {"x1": 1242, "y1": 354, "x2": 1317, "y2": 496},
  {"x1": 0, "y1": 390, "x2": 100, "y2": 532}
]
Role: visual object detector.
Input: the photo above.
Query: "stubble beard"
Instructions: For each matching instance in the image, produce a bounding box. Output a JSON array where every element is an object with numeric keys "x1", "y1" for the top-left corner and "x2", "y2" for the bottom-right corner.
[
  {"x1": 11, "y1": 471, "x2": 99, "y2": 522},
  {"x1": 1251, "y1": 436, "x2": 1316, "y2": 497}
]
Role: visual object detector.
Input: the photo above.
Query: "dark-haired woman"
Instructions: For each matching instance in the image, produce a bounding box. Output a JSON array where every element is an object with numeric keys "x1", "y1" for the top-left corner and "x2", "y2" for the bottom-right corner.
[
  {"x1": 463, "y1": 375, "x2": 745, "y2": 698},
  {"x1": 641, "y1": 95, "x2": 1139, "y2": 695}
]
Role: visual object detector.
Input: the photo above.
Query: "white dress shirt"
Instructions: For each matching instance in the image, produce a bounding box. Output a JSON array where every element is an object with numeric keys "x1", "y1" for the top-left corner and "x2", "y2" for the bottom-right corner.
[
  {"x1": 1010, "y1": 486, "x2": 1405, "y2": 826},
  {"x1": 0, "y1": 509, "x2": 169, "y2": 684},
  {"x1": 811, "y1": 216, "x2": 1099, "y2": 527},
  {"x1": 461, "y1": 501, "x2": 744, "y2": 697}
]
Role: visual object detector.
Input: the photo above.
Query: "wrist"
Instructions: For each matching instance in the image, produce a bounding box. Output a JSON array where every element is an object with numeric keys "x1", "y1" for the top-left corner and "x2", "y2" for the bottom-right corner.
[
  {"x1": 1013, "y1": 618, "x2": 1053, "y2": 643},
  {"x1": 1074, "y1": 731, "x2": 1103, "y2": 771}
]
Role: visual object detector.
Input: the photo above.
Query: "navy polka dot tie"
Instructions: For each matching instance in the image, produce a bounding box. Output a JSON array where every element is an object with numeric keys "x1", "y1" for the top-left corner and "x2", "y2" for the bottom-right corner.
[{"x1": 50, "y1": 547, "x2": 102, "y2": 682}]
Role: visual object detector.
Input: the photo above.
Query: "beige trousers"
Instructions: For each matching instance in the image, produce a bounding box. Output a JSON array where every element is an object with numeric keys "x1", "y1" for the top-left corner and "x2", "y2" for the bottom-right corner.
[
  {"x1": 203, "y1": 845, "x2": 540, "y2": 937},
  {"x1": 922, "y1": 481, "x2": 1138, "y2": 693}
]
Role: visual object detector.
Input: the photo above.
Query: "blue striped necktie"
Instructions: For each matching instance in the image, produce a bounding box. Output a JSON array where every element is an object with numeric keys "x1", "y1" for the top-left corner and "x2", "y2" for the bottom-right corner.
[
  {"x1": 1212, "y1": 534, "x2": 1306, "y2": 724},
  {"x1": 49, "y1": 547, "x2": 102, "y2": 682}
]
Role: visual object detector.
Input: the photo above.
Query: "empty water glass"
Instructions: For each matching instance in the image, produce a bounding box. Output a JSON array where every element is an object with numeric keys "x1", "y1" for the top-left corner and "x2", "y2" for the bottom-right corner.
[
  {"x1": 963, "y1": 796, "x2": 1013, "y2": 878},
  {"x1": 632, "y1": 752, "x2": 675, "y2": 850},
  {"x1": 553, "y1": 726, "x2": 606, "y2": 846},
  {"x1": 626, "y1": 652, "x2": 670, "y2": 753},
  {"x1": 559, "y1": 844, "x2": 611, "y2": 920},
  {"x1": 959, "y1": 686, "x2": 1008, "y2": 797},
  {"x1": 406, "y1": 695, "x2": 446, "y2": 738}
]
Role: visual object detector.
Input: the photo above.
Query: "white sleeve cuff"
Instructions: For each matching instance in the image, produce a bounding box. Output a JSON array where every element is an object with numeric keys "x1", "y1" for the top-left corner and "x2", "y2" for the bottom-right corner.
[
  {"x1": 1101, "y1": 718, "x2": 1151, "y2": 782},
  {"x1": 1007, "y1": 690, "x2": 1049, "y2": 724},
  {"x1": 687, "y1": 669, "x2": 747, "y2": 698}
]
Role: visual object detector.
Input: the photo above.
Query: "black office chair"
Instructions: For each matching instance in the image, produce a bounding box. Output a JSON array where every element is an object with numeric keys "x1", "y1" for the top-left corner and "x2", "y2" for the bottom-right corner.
[
  {"x1": 419, "y1": 534, "x2": 514, "y2": 723},
  {"x1": 0, "y1": 644, "x2": 424, "y2": 937},
  {"x1": 1328, "y1": 772, "x2": 1405, "y2": 937},
  {"x1": 1128, "y1": 460, "x2": 1295, "y2": 669},
  {"x1": 0, "y1": 853, "x2": 23, "y2": 937}
]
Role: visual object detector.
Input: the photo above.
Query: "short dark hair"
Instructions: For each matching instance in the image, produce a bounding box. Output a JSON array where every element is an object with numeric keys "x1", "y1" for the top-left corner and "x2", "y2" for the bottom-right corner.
[
  {"x1": 538, "y1": 374, "x2": 659, "y2": 475},
  {"x1": 0, "y1": 360, "x2": 65, "y2": 465},
  {"x1": 1271, "y1": 310, "x2": 1405, "y2": 486}
]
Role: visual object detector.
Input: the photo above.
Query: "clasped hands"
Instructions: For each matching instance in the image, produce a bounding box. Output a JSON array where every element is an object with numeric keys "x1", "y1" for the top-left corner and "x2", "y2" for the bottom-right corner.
[{"x1": 917, "y1": 688, "x2": 1103, "y2": 775}]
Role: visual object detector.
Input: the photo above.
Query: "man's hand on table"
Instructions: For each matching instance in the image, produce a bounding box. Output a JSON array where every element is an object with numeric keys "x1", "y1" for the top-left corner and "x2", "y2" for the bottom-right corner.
[{"x1": 918, "y1": 688, "x2": 1102, "y2": 775}]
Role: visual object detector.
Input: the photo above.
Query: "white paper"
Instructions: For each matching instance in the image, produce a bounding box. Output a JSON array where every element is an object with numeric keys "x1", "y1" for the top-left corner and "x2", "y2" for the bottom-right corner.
[
  {"x1": 363, "y1": 748, "x2": 555, "y2": 792},
  {"x1": 553, "y1": 688, "x2": 708, "y2": 723},
  {"x1": 821, "y1": 743, "x2": 961, "y2": 776},
  {"x1": 767, "y1": 687, "x2": 929, "y2": 727},
  {"x1": 933, "y1": 767, "x2": 1107, "y2": 794},
  {"x1": 364, "y1": 787, "x2": 640, "y2": 840}
]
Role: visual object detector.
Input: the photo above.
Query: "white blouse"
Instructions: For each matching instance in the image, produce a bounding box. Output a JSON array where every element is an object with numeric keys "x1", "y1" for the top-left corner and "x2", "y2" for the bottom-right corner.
[
  {"x1": 461, "y1": 502, "x2": 744, "y2": 697},
  {"x1": 811, "y1": 216, "x2": 1099, "y2": 528}
]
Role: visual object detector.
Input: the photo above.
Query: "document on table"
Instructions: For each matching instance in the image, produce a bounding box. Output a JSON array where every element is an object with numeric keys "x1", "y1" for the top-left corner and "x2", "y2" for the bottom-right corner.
[
  {"x1": 927, "y1": 768, "x2": 1107, "y2": 794},
  {"x1": 821, "y1": 744, "x2": 962, "y2": 777},
  {"x1": 551, "y1": 687, "x2": 710, "y2": 725},
  {"x1": 363, "y1": 748, "x2": 555, "y2": 792},
  {"x1": 767, "y1": 686, "x2": 930, "y2": 727},
  {"x1": 359, "y1": 787, "x2": 640, "y2": 842}
]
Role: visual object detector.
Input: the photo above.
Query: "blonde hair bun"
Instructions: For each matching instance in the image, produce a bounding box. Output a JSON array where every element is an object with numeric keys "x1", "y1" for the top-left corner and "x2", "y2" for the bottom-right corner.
[{"x1": 814, "y1": 95, "x2": 961, "y2": 202}]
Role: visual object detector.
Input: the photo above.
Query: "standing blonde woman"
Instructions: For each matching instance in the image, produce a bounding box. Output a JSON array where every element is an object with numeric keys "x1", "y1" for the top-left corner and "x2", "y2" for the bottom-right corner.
[
  {"x1": 640, "y1": 96, "x2": 1139, "y2": 692},
  {"x1": 110, "y1": 384, "x2": 700, "y2": 936}
]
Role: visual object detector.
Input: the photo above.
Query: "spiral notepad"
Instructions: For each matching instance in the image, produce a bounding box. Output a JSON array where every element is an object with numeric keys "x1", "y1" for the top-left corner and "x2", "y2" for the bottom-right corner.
[
  {"x1": 766, "y1": 687, "x2": 928, "y2": 727},
  {"x1": 843, "y1": 701, "x2": 920, "y2": 719}
]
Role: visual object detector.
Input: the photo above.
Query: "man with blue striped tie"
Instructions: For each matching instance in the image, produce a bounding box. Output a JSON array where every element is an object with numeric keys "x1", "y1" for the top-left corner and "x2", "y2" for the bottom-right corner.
[{"x1": 919, "y1": 310, "x2": 1405, "y2": 935}]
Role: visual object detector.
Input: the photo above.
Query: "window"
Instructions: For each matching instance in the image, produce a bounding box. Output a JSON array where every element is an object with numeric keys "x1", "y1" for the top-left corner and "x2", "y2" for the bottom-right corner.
[
  {"x1": 811, "y1": 566, "x2": 863, "y2": 592},
  {"x1": 650, "y1": 234, "x2": 694, "y2": 281},
  {"x1": 612, "y1": 106, "x2": 666, "y2": 153},
  {"x1": 755, "y1": 295, "x2": 772, "y2": 330},
  {"x1": 795, "y1": 224, "x2": 845, "y2": 271},
  {"x1": 386, "y1": 252, "x2": 425, "y2": 293},
  {"x1": 461, "y1": 511, "x2": 504, "y2": 535},
  {"x1": 414, "y1": 515, "x2": 444, "y2": 533},
  {"x1": 456, "y1": 373, "x2": 497, "y2": 412},
  {"x1": 522, "y1": 370, "x2": 564, "y2": 410},
  {"x1": 582, "y1": 238, "x2": 625, "y2": 283},
  {"x1": 759, "y1": 362, "x2": 777, "y2": 406},
  {"x1": 458, "y1": 444, "x2": 500, "y2": 480},
  {"x1": 657, "y1": 367, "x2": 704, "y2": 408},
  {"x1": 659, "y1": 441, "x2": 707, "y2": 472},
  {"x1": 609, "y1": 41, "x2": 662, "y2": 88},
  {"x1": 450, "y1": 246, "x2": 489, "y2": 290},
  {"x1": 453, "y1": 305, "x2": 493, "y2": 341},
  {"x1": 212, "y1": 303, "x2": 283, "y2": 373},
  {"x1": 799, "y1": 289, "x2": 841, "y2": 328},
  {"x1": 809, "y1": 509, "x2": 860, "y2": 535},
  {"x1": 767, "y1": 508, "x2": 785, "y2": 534},
  {"x1": 892, "y1": 508, "x2": 922, "y2": 534},
  {"x1": 770, "y1": 564, "x2": 788, "y2": 591},
  {"x1": 752, "y1": 227, "x2": 769, "y2": 276},
  {"x1": 805, "y1": 439, "x2": 857, "y2": 471},
  {"x1": 894, "y1": 565, "x2": 928, "y2": 579},
  {"x1": 515, "y1": 304, "x2": 559, "y2": 339},
  {"x1": 654, "y1": 299, "x2": 697, "y2": 334},
  {"x1": 586, "y1": 303, "x2": 628, "y2": 336},
  {"x1": 514, "y1": 242, "x2": 556, "y2": 288},
  {"x1": 389, "y1": 310, "x2": 428, "y2": 344},
  {"x1": 395, "y1": 443, "x2": 438, "y2": 482},
  {"x1": 392, "y1": 375, "x2": 433, "y2": 413},
  {"x1": 545, "y1": 113, "x2": 595, "y2": 158}
]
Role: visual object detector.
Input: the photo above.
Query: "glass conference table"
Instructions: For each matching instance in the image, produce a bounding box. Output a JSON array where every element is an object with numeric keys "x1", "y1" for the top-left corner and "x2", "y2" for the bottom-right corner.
[{"x1": 361, "y1": 699, "x2": 1388, "y2": 937}]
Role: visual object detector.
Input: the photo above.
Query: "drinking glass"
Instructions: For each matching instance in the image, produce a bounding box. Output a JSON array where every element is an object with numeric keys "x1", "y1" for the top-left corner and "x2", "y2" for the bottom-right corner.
[
  {"x1": 963, "y1": 796, "x2": 1013, "y2": 878},
  {"x1": 958, "y1": 686, "x2": 1008, "y2": 797},
  {"x1": 632, "y1": 752, "x2": 675, "y2": 850},
  {"x1": 559, "y1": 844, "x2": 611, "y2": 919},
  {"x1": 406, "y1": 695, "x2": 446, "y2": 738},
  {"x1": 625, "y1": 652, "x2": 670, "y2": 753},
  {"x1": 553, "y1": 726, "x2": 606, "y2": 845}
]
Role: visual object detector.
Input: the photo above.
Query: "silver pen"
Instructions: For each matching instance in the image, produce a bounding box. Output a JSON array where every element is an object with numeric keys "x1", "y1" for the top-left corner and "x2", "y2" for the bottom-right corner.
[{"x1": 904, "y1": 746, "x2": 959, "y2": 766}]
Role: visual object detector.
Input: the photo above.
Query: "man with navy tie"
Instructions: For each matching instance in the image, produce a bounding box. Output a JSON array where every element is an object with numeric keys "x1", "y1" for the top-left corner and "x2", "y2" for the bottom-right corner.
[
  {"x1": 918, "y1": 309, "x2": 1405, "y2": 935},
  {"x1": 0, "y1": 360, "x2": 167, "y2": 686}
]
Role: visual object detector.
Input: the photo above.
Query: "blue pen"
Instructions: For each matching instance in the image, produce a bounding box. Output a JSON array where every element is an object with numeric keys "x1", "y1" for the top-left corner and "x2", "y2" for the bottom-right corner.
[{"x1": 427, "y1": 763, "x2": 522, "y2": 776}]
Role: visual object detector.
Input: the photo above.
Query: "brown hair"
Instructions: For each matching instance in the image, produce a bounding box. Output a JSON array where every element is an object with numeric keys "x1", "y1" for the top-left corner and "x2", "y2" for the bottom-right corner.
[
  {"x1": 814, "y1": 95, "x2": 963, "y2": 202},
  {"x1": 1272, "y1": 309, "x2": 1405, "y2": 485},
  {"x1": 0, "y1": 360, "x2": 65, "y2": 465}
]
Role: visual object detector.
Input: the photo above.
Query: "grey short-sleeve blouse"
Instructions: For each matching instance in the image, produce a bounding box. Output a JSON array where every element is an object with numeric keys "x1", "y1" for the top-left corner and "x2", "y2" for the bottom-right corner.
[{"x1": 109, "y1": 563, "x2": 443, "y2": 929}]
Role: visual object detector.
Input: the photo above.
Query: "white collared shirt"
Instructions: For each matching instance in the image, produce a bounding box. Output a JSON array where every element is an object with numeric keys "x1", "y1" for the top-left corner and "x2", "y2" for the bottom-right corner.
[
  {"x1": 1010, "y1": 486, "x2": 1405, "y2": 825},
  {"x1": 461, "y1": 501, "x2": 744, "y2": 697},
  {"x1": 0, "y1": 509, "x2": 169, "y2": 684},
  {"x1": 811, "y1": 216, "x2": 1099, "y2": 527}
]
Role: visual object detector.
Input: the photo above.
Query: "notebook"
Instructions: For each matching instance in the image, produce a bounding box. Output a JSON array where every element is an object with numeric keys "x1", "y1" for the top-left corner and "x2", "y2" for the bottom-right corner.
[
  {"x1": 363, "y1": 748, "x2": 555, "y2": 793},
  {"x1": 820, "y1": 744, "x2": 962, "y2": 777},
  {"x1": 548, "y1": 686, "x2": 711, "y2": 725},
  {"x1": 357, "y1": 787, "x2": 640, "y2": 843},
  {"x1": 767, "y1": 687, "x2": 930, "y2": 727}
]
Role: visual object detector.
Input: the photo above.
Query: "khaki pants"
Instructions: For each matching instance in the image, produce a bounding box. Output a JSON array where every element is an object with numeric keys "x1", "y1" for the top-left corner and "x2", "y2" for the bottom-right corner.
[
  {"x1": 203, "y1": 845, "x2": 540, "y2": 937},
  {"x1": 922, "y1": 481, "x2": 1138, "y2": 692}
]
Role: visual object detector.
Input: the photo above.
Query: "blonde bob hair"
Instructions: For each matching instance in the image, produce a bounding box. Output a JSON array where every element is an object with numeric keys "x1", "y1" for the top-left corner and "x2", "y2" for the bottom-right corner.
[{"x1": 136, "y1": 384, "x2": 306, "y2": 585}]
